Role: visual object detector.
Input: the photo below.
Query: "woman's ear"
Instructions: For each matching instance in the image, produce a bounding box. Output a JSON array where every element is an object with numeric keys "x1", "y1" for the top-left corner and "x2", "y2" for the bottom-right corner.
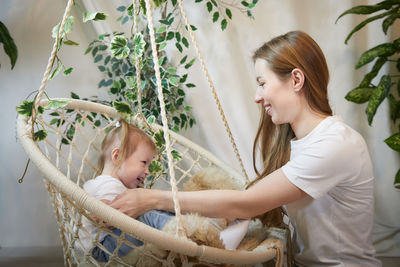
[
  {"x1": 111, "y1": 148, "x2": 120, "y2": 164},
  {"x1": 291, "y1": 68, "x2": 305, "y2": 92}
]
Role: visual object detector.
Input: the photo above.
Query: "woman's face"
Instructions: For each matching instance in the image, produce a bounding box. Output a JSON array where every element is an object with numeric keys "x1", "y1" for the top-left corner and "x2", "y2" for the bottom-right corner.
[{"x1": 254, "y1": 59, "x2": 301, "y2": 125}]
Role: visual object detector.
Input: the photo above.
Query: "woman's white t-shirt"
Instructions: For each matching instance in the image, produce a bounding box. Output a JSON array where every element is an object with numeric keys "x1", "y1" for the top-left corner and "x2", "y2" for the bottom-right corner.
[{"x1": 281, "y1": 116, "x2": 381, "y2": 267}]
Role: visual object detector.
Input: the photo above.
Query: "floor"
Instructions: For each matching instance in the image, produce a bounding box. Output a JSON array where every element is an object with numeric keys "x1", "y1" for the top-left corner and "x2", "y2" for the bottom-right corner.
[{"x1": 0, "y1": 246, "x2": 399, "y2": 266}]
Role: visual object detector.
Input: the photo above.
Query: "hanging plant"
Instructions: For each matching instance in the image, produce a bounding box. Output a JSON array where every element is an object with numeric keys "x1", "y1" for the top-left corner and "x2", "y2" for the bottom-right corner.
[
  {"x1": 16, "y1": 0, "x2": 259, "y2": 183},
  {"x1": 336, "y1": 0, "x2": 400, "y2": 188}
]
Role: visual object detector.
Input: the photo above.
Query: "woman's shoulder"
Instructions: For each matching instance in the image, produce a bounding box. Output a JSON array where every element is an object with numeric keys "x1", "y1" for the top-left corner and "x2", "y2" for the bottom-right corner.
[
  {"x1": 306, "y1": 115, "x2": 367, "y2": 149},
  {"x1": 292, "y1": 116, "x2": 369, "y2": 166}
]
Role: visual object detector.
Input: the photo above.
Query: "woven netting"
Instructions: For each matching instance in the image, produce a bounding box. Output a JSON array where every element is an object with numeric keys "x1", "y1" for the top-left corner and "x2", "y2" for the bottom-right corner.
[{"x1": 17, "y1": 99, "x2": 284, "y2": 266}]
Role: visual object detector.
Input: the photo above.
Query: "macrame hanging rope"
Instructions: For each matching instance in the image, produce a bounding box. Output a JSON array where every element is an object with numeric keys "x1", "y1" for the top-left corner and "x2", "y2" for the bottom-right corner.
[
  {"x1": 143, "y1": 0, "x2": 187, "y2": 239},
  {"x1": 177, "y1": 0, "x2": 250, "y2": 183},
  {"x1": 32, "y1": 0, "x2": 75, "y2": 129},
  {"x1": 133, "y1": 0, "x2": 143, "y2": 116}
]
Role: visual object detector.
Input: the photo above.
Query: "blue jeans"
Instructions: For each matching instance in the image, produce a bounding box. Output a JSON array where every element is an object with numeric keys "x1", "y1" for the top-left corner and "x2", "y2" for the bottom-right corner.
[{"x1": 92, "y1": 210, "x2": 174, "y2": 262}]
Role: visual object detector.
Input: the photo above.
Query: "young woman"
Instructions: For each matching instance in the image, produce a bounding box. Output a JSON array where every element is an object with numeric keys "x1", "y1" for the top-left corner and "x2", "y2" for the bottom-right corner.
[{"x1": 110, "y1": 31, "x2": 381, "y2": 266}]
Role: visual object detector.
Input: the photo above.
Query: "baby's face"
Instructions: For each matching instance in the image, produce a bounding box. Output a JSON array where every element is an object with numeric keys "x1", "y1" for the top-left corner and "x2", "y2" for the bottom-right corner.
[{"x1": 116, "y1": 143, "x2": 154, "y2": 189}]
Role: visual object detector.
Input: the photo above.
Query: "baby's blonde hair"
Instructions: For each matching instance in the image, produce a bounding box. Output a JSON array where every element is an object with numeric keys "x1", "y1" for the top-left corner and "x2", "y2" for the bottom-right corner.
[{"x1": 95, "y1": 120, "x2": 156, "y2": 177}]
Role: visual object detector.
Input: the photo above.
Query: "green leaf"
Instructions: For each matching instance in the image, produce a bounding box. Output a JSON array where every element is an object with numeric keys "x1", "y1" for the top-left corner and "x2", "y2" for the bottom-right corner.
[
  {"x1": 94, "y1": 54, "x2": 103, "y2": 63},
  {"x1": 226, "y1": 8, "x2": 232, "y2": 19},
  {"x1": 71, "y1": 92, "x2": 80, "y2": 99},
  {"x1": 344, "y1": 10, "x2": 393, "y2": 44},
  {"x1": 147, "y1": 115, "x2": 156, "y2": 124},
  {"x1": 180, "y1": 55, "x2": 187, "y2": 64},
  {"x1": 44, "y1": 100, "x2": 70, "y2": 110},
  {"x1": 186, "y1": 83, "x2": 196, "y2": 88},
  {"x1": 149, "y1": 160, "x2": 163, "y2": 173},
  {"x1": 384, "y1": 132, "x2": 400, "y2": 152},
  {"x1": 213, "y1": 12, "x2": 220, "y2": 22},
  {"x1": 63, "y1": 39, "x2": 79, "y2": 46},
  {"x1": 175, "y1": 32, "x2": 181, "y2": 42},
  {"x1": 159, "y1": 43, "x2": 168, "y2": 51},
  {"x1": 156, "y1": 35, "x2": 165, "y2": 43},
  {"x1": 117, "y1": 6, "x2": 126, "y2": 12},
  {"x1": 113, "y1": 79, "x2": 121, "y2": 89},
  {"x1": 84, "y1": 46, "x2": 92, "y2": 55},
  {"x1": 83, "y1": 11, "x2": 108, "y2": 22},
  {"x1": 356, "y1": 43, "x2": 395, "y2": 69},
  {"x1": 169, "y1": 76, "x2": 178, "y2": 87},
  {"x1": 125, "y1": 90, "x2": 136, "y2": 102},
  {"x1": 52, "y1": 16, "x2": 74, "y2": 38},
  {"x1": 110, "y1": 36, "x2": 130, "y2": 59},
  {"x1": 184, "y1": 58, "x2": 196, "y2": 69},
  {"x1": 63, "y1": 67, "x2": 73, "y2": 76},
  {"x1": 126, "y1": 76, "x2": 137, "y2": 89},
  {"x1": 210, "y1": 0, "x2": 218, "y2": 7},
  {"x1": 221, "y1": 19, "x2": 228, "y2": 30},
  {"x1": 366, "y1": 75, "x2": 391, "y2": 125},
  {"x1": 157, "y1": 26, "x2": 167, "y2": 33},
  {"x1": 166, "y1": 31, "x2": 174, "y2": 40},
  {"x1": 126, "y1": 4, "x2": 134, "y2": 16},
  {"x1": 387, "y1": 93, "x2": 400, "y2": 123},
  {"x1": 345, "y1": 87, "x2": 375, "y2": 104},
  {"x1": 207, "y1": 2, "x2": 213, "y2": 12},
  {"x1": 171, "y1": 150, "x2": 182, "y2": 161},
  {"x1": 154, "y1": 130, "x2": 165, "y2": 148},
  {"x1": 167, "y1": 67, "x2": 177, "y2": 75},
  {"x1": 33, "y1": 130, "x2": 47, "y2": 142},
  {"x1": 336, "y1": 3, "x2": 394, "y2": 23},
  {"x1": 394, "y1": 168, "x2": 400, "y2": 189},
  {"x1": 382, "y1": 12, "x2": 400, "y2": 34},
  {"x1": 241, "y1": 1, "x2": 249, "y2": 7},
  {"x1": 49, "y1": 63, "x2": 63, "y2": 80},
  {"x1": 180, "y1": 74, "x2": 188, "y2": 83},
  {"x1": 178, "y1": 89, "x2": 185, "y2": 96},
  {"x1": 359, "y1": 57, "x2": 387, "y2": 87},
  {"x1": 182, "y1": 37, "x2": 189, "y2": 48},
  {"x1": 16, "y1": 101, "x2": 43, "y2": 117},
  {"x1": 113, "y1": 100, "x2": 133, "y2": 115},
  {"x1": 0, "y1": 21, "x2": 18, "y2": 69},
  {"x1": 133, "y1": 33, "x2": 145, "y2": 58},
  {"x1": 176, "y1": 42, "x2": 183, "y2": 53}
]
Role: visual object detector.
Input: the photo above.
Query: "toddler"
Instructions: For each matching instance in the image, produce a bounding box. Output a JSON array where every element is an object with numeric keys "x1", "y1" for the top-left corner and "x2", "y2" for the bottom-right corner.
[{"x1": 78, "y1": 120, "x2": 173, "y2": 262}]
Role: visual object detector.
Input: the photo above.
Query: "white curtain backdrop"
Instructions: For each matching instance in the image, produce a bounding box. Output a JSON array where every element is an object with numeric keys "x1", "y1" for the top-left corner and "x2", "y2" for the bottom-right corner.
[{"x1": 1, "y1": 0, "x2": 399, "y2": 258}]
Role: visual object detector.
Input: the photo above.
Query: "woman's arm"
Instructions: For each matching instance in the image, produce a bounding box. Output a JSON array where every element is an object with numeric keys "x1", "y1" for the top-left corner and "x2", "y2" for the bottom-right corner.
[{"x1": 110, "y1": 168, "x2": 308, "y2": 220}]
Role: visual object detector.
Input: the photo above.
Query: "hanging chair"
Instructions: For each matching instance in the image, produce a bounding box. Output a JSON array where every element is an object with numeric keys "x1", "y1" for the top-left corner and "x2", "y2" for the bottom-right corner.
[{"x1": 17, "y1": 0, "x2": 285, "y2": 266}]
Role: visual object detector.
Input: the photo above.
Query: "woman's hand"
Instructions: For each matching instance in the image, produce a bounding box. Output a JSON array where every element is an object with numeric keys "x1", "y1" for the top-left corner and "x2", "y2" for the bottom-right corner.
[{"x1": 110, "y1": 188, "x2": 157, "y2": 218}]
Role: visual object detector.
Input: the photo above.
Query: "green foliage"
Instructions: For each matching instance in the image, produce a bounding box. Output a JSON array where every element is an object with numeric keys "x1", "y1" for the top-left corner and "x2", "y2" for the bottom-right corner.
[
  {"x1": 0, "y1": 21, "x2": 18, "y2": 69},
  {"x1": 16, "y1": 0, "x2": 259, "y2": 187},
  {"x1": 337, "y1": 0, "x2": 400, "y2": 187},
  {"x1": 16, "y1": 101, "x2": 44, "y2": 117},
  {"x1": 366, "y1": 75, "x2": 391, "y2": 125},
  {"x1": 83, "y1": 11, "x2": 108, "y2": 22},
  {"x1": 194, "y1": 0, "x2": 259, "y2": 30}
]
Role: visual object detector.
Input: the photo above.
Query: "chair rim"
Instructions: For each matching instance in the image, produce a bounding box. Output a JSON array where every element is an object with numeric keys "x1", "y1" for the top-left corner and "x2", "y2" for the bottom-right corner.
[{"x1": 17, "y1": 98, "x2": 279, "y2": 265}]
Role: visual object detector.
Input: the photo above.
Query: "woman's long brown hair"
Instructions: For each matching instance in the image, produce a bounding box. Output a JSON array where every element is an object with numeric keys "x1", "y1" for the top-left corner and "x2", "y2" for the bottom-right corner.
[{"x1": 248, "y1": 31, "x2": 333, "y2": 227}]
